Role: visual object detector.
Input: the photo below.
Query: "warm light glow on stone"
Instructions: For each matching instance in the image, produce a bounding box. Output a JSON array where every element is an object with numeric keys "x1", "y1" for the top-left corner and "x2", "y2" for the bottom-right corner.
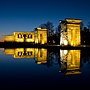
[
  {"x1": 4, "y1": 36, "x2": 14, "y2": 42},
  {"x1": 35, "y1": 28, "x2": 47, "y2": 44},
  {"x1": 4, "y1": 32, "x2": 35, "y2": 43},
  {"x1": 64, "y1": 40, "x2": 68, "y2": 45},
  {"x1": 64, "y1": 50, "x2": 68, "y2": 55},
  {"x1": 35, "y1": 48, "x2": 47, "y2": 64},
  {"x1": 60, "y1": 18, "x2": 81, "y2": 46},
  {"x1": 60, "y1": 50, "x2": 81, "y2": 75},
  {"x1": 4, "y1": 28, "x2": 47, "y2": 44},
  {"x1": 4, "y1": 48, "x2": 47, "y2": 63},
  {"x1": 66, "y1": 19, "x2": 81, "y2": 23},
  {"x1": 4, "y1": 49, "x2": 14, "y2": 54},
  {"x1": 4, "y1": 48, "x2": 35, "y2": 58}
]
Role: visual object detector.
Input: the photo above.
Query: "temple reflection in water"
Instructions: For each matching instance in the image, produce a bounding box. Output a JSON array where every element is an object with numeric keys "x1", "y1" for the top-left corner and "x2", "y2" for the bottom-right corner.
[
  {"x1": 60, "y1": 50, "x2": 81, "y2": 75},
  {"x1": 4, "y1": 48, "x2": 47, "y2": 64},
  {"x1": 4, "y1": 48, "x2": 81, "y2": 75}
]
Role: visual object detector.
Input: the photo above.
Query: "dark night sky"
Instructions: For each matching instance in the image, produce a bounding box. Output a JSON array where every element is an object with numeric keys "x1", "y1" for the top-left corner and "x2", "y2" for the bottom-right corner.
[{"x1": 0, "y1": 0, "x2": 90, "y2": 39}]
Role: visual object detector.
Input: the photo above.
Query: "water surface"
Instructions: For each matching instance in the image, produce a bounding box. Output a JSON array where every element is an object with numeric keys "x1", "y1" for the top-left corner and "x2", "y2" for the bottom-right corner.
[{"x1": 0, "y1": 48, "x2": 90, "y2": 89}]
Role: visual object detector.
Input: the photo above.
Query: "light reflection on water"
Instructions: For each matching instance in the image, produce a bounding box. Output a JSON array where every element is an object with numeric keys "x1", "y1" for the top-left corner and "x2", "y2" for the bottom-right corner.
[
  {"x1": 60, "y1": 50, "x2": 81, "y2": 75},
  {"x1": 0, "y1": 48, "x2": 90, "y2": 88}
]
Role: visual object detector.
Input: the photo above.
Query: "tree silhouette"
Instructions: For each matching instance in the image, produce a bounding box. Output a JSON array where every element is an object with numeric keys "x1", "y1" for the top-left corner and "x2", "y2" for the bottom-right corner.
[
  {"x1": 39, "y1": 21, "x2": 54, "y2": 44},
  {"x1": 87, "y1": 22, "x2": 90, "y2": 31},
  {"x1": 80, "y1": 22, "x2": 84, "y2": 31},
  {"x1": 53, "y1": 25, "x2": 60, "y2": 44},
  {"x1": 39, "y1": 21, "x2": 54, "y2": 37}
]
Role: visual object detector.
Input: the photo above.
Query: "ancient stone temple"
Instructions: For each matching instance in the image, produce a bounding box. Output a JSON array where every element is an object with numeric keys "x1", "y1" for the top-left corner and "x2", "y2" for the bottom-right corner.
[
  {"x1": 34, "y1": 28, "x2": 47, "y2": 44},
  {"x1": 60, "y1": 18, "x2": 81, "y2": 46},
  {"x1": 4, "y1": 28, "x2": 47, "y2": 44}
]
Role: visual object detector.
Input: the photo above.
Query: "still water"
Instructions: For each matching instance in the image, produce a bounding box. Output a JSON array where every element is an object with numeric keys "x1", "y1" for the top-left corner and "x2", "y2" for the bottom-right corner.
[{"x1": 0, "y1": 48, "x2": 90, "y2": 89}]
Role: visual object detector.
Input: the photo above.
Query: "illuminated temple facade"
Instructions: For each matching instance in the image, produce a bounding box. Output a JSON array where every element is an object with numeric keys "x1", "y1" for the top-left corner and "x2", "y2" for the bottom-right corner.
[
  {"x1": 4, "y1": 18, "x2": 81, "y2": 46},
  {"x1": 60, "y1": 18, "x2": 81, "y2": 46},
  {"x1": 4, "y1": 28, "x2": 47, "y2": 44}
]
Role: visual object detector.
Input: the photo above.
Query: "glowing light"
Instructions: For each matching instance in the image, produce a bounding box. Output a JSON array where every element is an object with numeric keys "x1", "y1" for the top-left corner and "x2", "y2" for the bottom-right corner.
[
  {"x1": 37, "y1": 62, "x2": 41, "y2": 64},
  {"x1": 60, "y1": 18, "x2": 81, "y2": 46},
  {"x1": 35, "y1": 48, "x2": 47, "y2": 64},
  {"x1": 4, "y1": 49, "x2": 14, "y2": 54},
  {"x1": 64, "y1": 50, "x2": 68, "y2": 55},
  {"x1": 64, "y1": 40, "x2": 68, "y2": 45},
  {"x1": 60, "y1": 50, "x2": 81, "y2": 75},
  {"x1": 4, "y1": 36, "x2": 14, "y2": 42}
]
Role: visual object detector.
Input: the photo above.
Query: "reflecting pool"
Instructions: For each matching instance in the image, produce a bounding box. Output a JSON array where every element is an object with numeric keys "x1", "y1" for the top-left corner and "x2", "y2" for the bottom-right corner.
[{"x1": 0, "y1": 48, "x2": 90, "y2": 89}]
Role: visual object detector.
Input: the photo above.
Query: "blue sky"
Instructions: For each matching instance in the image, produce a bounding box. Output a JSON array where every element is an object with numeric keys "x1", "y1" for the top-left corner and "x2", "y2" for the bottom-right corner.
[{"x1": 0, "y1": 0, "x2": 90, "y2": 38}]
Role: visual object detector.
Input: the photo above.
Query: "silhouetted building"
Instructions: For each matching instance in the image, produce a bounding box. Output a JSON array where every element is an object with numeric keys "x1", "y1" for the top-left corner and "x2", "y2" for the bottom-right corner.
[{"x1": 60, "y1": 18, "x2": 81, "y2": 46}]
